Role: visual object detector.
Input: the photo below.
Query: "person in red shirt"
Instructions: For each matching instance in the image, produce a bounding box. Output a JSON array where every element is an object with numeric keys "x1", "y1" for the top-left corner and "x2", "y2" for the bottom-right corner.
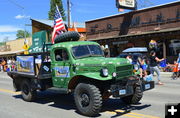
[{"x1": 172, "y1": 61, "x2": 179, "y2": 80}]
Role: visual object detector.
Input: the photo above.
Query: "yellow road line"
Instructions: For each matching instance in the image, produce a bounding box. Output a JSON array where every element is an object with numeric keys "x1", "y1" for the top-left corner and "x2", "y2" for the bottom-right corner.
[
  {"x1": 128, "y1": 112, "x2": 160, "y2": 118},
  {"x1": 106, "y1": 111, "x2": 142, "y2": 118},
  {"x1": 115, "y1": 110, "x2": 160, "y2": 118},
  {"x1": 0, "y1": 88, "x2": 20, "y2": 94},
  {"x1": 106, "y1": 109, "x2": 160, "y2": 118}
]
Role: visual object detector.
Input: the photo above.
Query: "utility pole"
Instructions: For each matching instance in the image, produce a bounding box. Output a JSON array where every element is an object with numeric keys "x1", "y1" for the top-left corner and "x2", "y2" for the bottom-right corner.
[{"x1": 67, "y1": 0, "x2": 71, "y2": 28}]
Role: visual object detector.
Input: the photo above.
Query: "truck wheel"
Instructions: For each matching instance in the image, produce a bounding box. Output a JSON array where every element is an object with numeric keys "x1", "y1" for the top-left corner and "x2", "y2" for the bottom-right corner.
[
  {"x1": 74, "y1": 83, "x2": 102, "y2": 116},
  {"x1": 13, "y1": 80, "x2": 20, "y2": 91},
  {"x1": 21, "y1": 80, "x2": 37, "y2": 102},
  {"x1": 121, "y1": 84, "x2": 143, "y2": 104},
  {"x1": 54, "y1": 31, "x2": 80, "y2": 43}
]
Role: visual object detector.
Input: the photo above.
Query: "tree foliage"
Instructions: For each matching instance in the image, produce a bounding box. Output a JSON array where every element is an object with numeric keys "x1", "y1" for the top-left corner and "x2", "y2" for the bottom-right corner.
[
  {"x1": 48, "y1": 0, "x2": 66, "y2": 20},
  {"x1": 16, "y1": 30, "x2": 31, "y2": 39}
]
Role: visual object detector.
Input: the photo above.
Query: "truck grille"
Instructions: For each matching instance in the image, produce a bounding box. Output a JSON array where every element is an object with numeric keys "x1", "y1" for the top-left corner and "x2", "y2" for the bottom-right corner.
[
  {"x1": 117, "y1": 71, "x2": 133, "y2": 78},
  {"x1": 116, "y1": 65, "x2": 132, "y2": 72},
  {"x1": 116, "y1": 65, "x2": 133, "y2": 79}
]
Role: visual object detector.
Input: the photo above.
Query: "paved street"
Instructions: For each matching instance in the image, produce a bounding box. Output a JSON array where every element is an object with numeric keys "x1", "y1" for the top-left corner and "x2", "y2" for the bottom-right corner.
[{"x1": 0, "y1": 72, "x2": 180, "y2": 118}]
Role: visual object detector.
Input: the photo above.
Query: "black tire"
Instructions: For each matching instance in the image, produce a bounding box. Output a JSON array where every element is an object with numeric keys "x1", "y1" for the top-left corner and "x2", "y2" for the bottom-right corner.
[
  {"x1": 21, "y1": 79, "x2": 37, "y2": 102},
  {"x1": 121, "y1": 83, "x2": 143, "y2": 104},
  {"x1": 54, "y1": 31, "x2": 80, "y2": 43},
  {"x1": 13, "y1": 80, "x2": 18, "y2": 91},
  {"x1": 74, "y1": 83, "x2": 102, "y2": 117}
]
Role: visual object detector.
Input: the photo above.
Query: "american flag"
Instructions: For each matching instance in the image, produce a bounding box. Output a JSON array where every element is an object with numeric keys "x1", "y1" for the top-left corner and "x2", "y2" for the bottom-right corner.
[{"x1": 51, "y1": 5, "x2": 66, "y2": 44}]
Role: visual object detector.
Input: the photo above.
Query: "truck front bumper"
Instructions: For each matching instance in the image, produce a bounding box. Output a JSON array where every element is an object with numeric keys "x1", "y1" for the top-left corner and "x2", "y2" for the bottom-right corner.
[
  {"x1": 110, "y1": 80, "x2": 155, "y2": 98},
  {"x1": 141, "y1": 81, "x2": 155, "y2": 91}
]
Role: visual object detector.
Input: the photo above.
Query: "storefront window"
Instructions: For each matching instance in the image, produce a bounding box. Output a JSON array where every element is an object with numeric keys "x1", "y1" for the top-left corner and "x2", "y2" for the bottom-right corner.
[{"x1": 169, "y1": 39, "x2": 180, "y2": 56}]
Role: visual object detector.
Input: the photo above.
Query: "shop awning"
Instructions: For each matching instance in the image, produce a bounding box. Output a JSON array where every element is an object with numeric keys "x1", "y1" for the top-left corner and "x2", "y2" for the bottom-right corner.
[{"x1": 0, "y1": 49, "x2": 24, "y2": 56}]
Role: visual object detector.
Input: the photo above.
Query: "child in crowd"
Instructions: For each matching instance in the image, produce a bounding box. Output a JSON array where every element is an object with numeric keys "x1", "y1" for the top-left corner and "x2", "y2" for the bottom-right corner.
[
  {"x1": 177, "y1": 53, "x2": 180, "y2": 77},
  {"x1": 171, "y1": 61, "x2": 179, "y2": 80}
]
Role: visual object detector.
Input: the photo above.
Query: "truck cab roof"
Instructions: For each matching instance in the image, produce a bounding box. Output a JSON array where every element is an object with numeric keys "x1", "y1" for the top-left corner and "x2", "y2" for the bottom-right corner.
[{"x1": 52, "y1": 41, "x2": 99, "y2": 49}]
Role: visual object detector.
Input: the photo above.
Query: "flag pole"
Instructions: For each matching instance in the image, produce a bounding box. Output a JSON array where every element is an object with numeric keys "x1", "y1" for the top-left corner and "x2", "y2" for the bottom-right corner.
[{"x1": 67, "y1": 0, "x2": 71, "y2": 28}]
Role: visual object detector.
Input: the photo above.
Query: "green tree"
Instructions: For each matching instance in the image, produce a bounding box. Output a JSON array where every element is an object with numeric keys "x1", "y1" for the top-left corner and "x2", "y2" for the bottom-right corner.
[
  {"x1": 48, "y1": 0, "x2": 66, "y2": 20},
  {"x1": 16, "y1": 30, "x2": 31, "y2": 39}
]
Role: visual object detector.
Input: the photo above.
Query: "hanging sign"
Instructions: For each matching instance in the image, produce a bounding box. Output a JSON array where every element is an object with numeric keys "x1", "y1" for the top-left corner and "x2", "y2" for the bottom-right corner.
[{"x1": 116, "y1": 0, "x2": 137, "y2": 10}]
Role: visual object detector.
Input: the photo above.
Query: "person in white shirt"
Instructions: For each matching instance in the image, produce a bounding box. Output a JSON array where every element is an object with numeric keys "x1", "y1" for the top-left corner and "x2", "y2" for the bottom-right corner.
[{"x1": 126, "y1": 55, "x2": 132, "y2": 64}]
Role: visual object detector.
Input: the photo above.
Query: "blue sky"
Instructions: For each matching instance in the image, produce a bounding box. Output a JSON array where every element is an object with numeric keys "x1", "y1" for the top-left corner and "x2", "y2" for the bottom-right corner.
[{"x1": 0, "y1": 0, "x2": 178, "y2": 42}]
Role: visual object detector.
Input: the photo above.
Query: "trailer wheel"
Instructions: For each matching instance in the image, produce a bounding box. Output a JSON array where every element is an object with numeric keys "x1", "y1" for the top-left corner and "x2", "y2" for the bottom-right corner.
[
  {"x1": 54, "y1": 31, "x2": 80, "y2": 43},
  {"x1": 74, "y1": 83, "x2": 102, "y2": 117},
  {"x1": 121, "y1": 84, "x2": 143, "y2": 104},
  {"x1": 21, "y1": 80, "x2": 37, "y2": 102}
]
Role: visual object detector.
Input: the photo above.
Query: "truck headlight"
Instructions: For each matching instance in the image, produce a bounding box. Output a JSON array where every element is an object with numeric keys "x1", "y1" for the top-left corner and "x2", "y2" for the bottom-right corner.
[
  {"x1": 101, "y1": 68, "x2": 108, "y2": 77},
  {"x1": 112, "y1": 72, "x2": 117, "y2": 77}
]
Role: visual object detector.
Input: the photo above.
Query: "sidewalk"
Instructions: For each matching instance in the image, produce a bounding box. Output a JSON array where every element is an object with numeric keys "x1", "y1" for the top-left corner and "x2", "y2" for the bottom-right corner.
[
  {"x1": 147, "y1": 72, "x2": 172, "y2": 78},
  {"x1": 160, "y1": 72, "x2": 173, "y2": 76}
]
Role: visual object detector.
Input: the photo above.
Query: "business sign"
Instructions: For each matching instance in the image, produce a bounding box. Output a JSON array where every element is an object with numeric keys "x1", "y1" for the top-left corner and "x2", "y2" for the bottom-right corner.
[
  {"x1": 116, "y1": 0, "x2": 137, "y2": 10},
  {"x1": 28, "y1": 31, "x2": 47, "y2": 53}
]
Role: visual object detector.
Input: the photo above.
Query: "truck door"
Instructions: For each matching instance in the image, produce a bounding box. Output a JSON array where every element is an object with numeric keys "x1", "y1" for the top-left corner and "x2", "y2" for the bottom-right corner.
[{"x1": 51, "y1": 48, "x2": 71, "y2": 88}]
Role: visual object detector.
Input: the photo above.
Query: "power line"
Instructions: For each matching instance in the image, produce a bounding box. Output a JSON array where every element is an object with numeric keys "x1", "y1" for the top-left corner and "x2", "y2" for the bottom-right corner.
[
  {"x1": 7, "y1": 0, "x2": 24, "y2": 9},
  {"x1": 7, "y1": 0, "x2": 27, "y2": 42}
]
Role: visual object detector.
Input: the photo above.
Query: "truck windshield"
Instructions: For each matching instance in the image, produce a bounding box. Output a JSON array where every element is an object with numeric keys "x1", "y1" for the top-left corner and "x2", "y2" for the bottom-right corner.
[{"x1": 72, "y1": 45, "x2": 104, "y2": 59}]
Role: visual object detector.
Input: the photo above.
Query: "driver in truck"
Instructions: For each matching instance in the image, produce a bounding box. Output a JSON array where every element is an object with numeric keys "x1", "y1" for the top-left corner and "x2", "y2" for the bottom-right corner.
[{"x1": 62, "y1": 50, "x2": 68, "y2": 61}]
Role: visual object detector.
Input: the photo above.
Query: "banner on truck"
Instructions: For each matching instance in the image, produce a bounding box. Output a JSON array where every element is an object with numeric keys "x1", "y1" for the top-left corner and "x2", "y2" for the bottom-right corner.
[{"x1": 16, "y1": 56, "x2": 34, "y2": 74}]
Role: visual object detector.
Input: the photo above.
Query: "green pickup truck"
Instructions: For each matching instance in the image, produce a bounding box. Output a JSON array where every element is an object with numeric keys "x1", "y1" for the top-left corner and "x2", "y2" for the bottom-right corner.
[{"x1": 7, "y1": 32, "x2": 154, "y2": 117}]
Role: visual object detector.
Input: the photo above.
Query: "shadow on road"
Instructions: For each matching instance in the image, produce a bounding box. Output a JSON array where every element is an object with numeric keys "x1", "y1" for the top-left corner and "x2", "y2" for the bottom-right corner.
[
  {"x1": 13, "y1": 91, "x2": 94, "y2": 117},
  {"x1": 102, "y1": 99, "x2": 151, "y2": 118},
  {"x1": 13, "y1": 91, "x2": 76, "y2": 109},
  {"x1": 13, "y1": 91, "x2": 151, "y2": 117}
]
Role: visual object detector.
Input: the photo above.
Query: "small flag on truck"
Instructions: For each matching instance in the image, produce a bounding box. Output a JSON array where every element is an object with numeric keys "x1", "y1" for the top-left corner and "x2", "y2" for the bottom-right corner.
[{"x1": 51, "y1": 5, "x2": 66, "y2": 44}]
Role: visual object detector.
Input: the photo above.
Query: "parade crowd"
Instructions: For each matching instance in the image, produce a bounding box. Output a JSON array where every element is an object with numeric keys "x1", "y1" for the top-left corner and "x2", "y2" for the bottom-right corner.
[
  {"x1": 0, "y1": 58, "x2": 16, "y2": 72},
  {"x1": 1, "y1": 40, "x2": 180, "y2": 84}
]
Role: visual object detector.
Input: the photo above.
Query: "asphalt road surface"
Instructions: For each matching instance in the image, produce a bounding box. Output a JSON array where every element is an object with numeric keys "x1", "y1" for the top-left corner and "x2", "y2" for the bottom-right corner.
[{"x1": 0, "y1": 72, "x2": 180, "y2": 118}]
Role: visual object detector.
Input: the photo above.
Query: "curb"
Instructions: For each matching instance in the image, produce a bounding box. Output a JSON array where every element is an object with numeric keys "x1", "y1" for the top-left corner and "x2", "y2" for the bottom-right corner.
[{"x1": 160, "y1": 72, "x2": 173, "y2": 75}]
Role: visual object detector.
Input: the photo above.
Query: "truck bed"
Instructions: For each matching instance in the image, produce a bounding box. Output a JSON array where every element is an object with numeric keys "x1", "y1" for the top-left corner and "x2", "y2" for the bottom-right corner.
[{"x1": 7, "y1": 71, "x2": 52, "y2": 80}]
